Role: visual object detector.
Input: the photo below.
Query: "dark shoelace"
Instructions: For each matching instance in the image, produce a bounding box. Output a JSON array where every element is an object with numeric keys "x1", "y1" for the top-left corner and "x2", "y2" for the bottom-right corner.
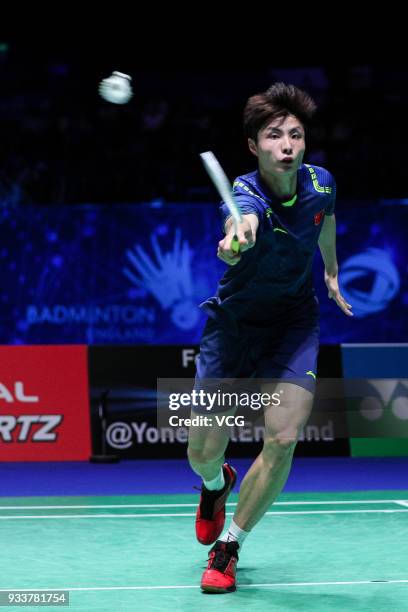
[
  {"x1": 197, "y1": 483, "x2": 228, "y2": 519},
  {"x1": 210, "y1": 542, "x2": 239, "y2": 571}
]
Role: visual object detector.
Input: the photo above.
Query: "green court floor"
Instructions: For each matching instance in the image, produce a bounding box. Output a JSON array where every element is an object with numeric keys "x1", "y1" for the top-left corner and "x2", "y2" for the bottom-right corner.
[{"x1": 0, "y1": 490, "x2": 407, "y2": 611}]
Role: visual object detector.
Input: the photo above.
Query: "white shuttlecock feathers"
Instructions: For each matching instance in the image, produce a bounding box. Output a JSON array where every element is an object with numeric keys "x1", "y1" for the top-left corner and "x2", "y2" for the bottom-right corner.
[{"x1": 99, "y1": 71, "x2": 133, "y2": 105}]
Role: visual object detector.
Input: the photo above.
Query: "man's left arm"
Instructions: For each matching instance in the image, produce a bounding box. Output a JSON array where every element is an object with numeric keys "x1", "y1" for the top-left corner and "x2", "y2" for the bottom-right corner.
[{"x1": 318, "y1": 214, "x2": 353, "y2": 317}]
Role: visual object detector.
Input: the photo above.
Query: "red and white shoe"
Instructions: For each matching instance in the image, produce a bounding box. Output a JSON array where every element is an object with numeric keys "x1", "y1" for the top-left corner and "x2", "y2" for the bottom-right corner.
[
  {"x1": 195, "y1": 463, "x2": 237, "y2": 545},
  {"x1": 201, "y1": 540, "x2": 239, "y2": 593}
]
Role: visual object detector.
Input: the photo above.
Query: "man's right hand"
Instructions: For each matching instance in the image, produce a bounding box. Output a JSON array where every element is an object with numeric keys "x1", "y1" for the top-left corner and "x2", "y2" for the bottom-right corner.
[{"x1": 217, "y1": 215, "x2": 257, "y2": 266}]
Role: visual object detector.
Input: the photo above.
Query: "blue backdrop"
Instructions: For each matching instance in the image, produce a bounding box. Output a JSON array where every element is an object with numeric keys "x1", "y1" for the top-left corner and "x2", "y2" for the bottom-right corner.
[{"x1": 1, "y1": 200, "x2": 407, "y2": 344}]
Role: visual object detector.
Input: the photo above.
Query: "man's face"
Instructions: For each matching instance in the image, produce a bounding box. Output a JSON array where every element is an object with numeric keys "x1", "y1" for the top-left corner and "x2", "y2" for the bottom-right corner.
[{"x1": 248, "y1": 114, "x2": 305, "y2": 176}]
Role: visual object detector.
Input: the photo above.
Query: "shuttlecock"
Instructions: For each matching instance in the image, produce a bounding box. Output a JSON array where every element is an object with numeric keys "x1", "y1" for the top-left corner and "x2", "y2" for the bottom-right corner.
[{"x1": 99, "y1": 71, "x2": 133, "y2": 105}]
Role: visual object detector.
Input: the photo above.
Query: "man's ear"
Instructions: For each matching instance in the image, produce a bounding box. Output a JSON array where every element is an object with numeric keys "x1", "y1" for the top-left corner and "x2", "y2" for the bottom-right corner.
[{"x1": 248, "y1": 138, "x2": 258, "y2": 157}]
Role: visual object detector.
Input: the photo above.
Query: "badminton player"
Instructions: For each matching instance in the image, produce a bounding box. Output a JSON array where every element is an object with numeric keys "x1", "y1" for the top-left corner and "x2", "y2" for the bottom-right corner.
[{"x1": 187, "y1": 82, "x2": 353, "y2": 593}]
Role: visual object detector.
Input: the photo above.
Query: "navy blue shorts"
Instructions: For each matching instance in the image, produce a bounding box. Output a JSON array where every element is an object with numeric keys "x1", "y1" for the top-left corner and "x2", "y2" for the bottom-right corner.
[{"x1": 194, "y1": 296, "x2": 319, "y2": 410}]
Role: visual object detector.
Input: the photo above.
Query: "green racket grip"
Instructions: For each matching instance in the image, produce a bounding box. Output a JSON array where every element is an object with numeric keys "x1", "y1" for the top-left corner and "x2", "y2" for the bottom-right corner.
[{"x1": 231, "y1": 235, "x2": 240, "y2": 254}]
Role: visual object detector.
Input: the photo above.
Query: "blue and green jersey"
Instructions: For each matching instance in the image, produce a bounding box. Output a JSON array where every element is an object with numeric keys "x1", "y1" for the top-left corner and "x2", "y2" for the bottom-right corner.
[{"x1": 202, "y1": 164, "x2": 336, "y2": 324}]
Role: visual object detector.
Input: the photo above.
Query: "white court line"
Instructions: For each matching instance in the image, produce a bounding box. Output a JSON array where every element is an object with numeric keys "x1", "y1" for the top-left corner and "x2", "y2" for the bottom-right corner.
[
  {"x1": 1, "y1": 579, "x2": 408, "y2": 591},
  {"x1": 0, "y1": 500, "x2": 406, "y2": 510},
  {"x1": 0, "y1": 509, "x2": 408, "y2": 520}
]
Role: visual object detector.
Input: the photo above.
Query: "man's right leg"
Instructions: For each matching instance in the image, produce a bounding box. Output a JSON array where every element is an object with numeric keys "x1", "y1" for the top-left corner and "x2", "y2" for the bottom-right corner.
[
  {"x1": 187, "y1": 405, "x2": 235, "y2": 481},
  {"x1": 187, "y1": 406, "x2": 237, "y2": 545},
  {"x1": 188, "y1": 317, "x2": 245, "y2": 591},
  {"x1": 188, "y1": 313, "x2": 241, "y2": 544}
]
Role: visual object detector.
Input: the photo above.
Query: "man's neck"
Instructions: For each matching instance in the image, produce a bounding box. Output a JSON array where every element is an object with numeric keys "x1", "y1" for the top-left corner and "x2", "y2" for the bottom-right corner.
[{"x1": 259, "y1": 168, "x2": 297, "y2": 201}]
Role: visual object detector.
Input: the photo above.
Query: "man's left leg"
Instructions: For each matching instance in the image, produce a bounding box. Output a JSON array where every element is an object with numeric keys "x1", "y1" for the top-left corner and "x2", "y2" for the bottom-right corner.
[
  {"x1": 201, "y1": 382, "x2": 313, "y2": 593},
  {"x1": 232, "y1": 382, "x2": 313, "y2": 531}
]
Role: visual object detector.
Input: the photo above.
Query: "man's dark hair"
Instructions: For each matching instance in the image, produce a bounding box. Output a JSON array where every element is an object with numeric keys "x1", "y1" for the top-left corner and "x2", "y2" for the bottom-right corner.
[{"x1": 243, "y1": 82, "x2": 317, "y2": 141}]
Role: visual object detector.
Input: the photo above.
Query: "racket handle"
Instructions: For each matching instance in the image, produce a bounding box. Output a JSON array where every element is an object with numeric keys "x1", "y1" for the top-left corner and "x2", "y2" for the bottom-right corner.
[{"x1": 231, "y1": 235, "x2": 240, "y2": 254}]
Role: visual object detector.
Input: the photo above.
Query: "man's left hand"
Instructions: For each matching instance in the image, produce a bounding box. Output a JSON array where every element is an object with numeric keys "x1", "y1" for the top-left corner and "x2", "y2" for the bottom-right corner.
[{"x1": 325, "y1": 271, "x2": 353, "y2": 316}]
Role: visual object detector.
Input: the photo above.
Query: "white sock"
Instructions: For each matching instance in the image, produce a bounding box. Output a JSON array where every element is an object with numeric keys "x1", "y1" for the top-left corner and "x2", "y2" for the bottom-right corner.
[
  {"x1": 220, "y1": 519, "x2": 249, "y2": 547},
  {"x1": 203, "y1": 467, "x2": 225, "y2": 491}
]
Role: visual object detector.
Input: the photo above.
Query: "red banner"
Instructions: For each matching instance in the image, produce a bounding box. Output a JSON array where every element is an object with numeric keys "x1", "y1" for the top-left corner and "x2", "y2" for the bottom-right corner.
[{"x1": 0, "y1": 346, "x2": 91, "y2": 461}]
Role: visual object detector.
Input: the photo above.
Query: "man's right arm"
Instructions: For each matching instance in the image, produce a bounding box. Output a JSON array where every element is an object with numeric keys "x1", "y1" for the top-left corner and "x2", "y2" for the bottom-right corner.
[{"x1": 218, "y1": 214, "x2": 259, "y2": 266}]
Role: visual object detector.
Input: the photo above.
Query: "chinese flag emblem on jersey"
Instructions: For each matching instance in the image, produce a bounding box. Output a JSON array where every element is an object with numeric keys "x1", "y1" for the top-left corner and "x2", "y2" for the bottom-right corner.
[{"x1": 314, "y1": 210, "x2": 325, "y2": 225}]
